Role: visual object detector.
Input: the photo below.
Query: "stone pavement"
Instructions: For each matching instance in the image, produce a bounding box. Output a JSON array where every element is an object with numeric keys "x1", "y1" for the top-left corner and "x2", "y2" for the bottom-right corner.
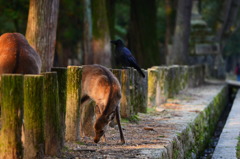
[
  {"x1": 48, "y1": 84, "x2": 228, "y2": 159},
  {"x1": 212, "y1": 89, "x2": 240, "y2": 159}
]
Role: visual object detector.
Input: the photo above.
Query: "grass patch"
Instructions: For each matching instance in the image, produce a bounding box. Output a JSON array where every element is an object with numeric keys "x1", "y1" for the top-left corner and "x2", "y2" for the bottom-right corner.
[
  {"x1": 76, "y1": 141, "x2": 85, "y2": 145},
  {"x1": 121, "y1": 115, "x2": 140, "y2": 124},
  {"x1": 158, "y1": 135, "x2": 165, "y2": 138},
  {"x1": 237, "y1": 136, "x2": 240, "y2": 159},
  {"x1": 128, "y1": 115, "x2": 140, "y2": 123},
  {"x1": 121, "y1": 118, "x2": 130, "y2": 123},
  {"x1": 147, "y1": 107, "x2": 156, "y2": 114}
]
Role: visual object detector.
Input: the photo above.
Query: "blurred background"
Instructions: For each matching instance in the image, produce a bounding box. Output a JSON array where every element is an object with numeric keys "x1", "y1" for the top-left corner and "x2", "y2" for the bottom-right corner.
[{"x1": 0, "y1": 0, "x2": 240, "y2": 79}]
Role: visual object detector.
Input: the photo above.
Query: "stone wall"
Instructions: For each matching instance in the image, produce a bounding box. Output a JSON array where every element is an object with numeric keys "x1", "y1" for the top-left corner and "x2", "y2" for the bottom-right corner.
[{"x1": 147, "y1": 65, "x2": 205, "y2": 107}]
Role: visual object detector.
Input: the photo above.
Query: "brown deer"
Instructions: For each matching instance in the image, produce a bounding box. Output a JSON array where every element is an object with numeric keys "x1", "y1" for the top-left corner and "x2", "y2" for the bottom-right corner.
[
  {"x1": 81, "y1": 64, "x2": 125, "y2": 144},
  {"x1": 0, "y1": 33, "x2": 41, "y2": 74}
]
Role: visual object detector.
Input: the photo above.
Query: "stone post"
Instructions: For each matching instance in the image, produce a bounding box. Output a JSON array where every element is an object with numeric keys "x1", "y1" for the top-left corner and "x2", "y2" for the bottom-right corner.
[
  {"x1": 0, "y1": 74, "x2": 24, "y2": 159},
  {"x1": 51, "y1": 67, "x2": 67, "y2": 147},
  {"x1": 23, "y1": 75, "x2": 44, "y2": 159},
  {"x1": 43, "y1": 72, "x2": 61, "y2": 156},
  {"x1": 65, "y1": 66, "x2": 82, "y2": 141}
]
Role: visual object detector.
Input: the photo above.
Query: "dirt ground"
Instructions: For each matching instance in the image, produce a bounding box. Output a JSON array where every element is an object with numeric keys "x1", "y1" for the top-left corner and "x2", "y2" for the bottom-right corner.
[
  {"x1": 46, "y1": 109, "x2": 181, "y2": 159},
  {"x1": 45, "y1": 84, "x2": 222, "y2": 159}
]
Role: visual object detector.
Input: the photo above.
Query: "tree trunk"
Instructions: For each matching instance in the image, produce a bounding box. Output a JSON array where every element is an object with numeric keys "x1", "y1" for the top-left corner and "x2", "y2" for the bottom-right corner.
[
  {"x1": 91, "y1": 0, "x2": 112, "y2": 67},
  {"x1": 164, "y1": 0, "x2": 176, "y2": 60},
  {"x1": 0, "y1": 75, "x2": 24, "y2": 159},
  {"x1": 106, "y1": 0, "x2": 116, "y2": 39},
  {"x1": 129, "y1": 0, "x2": 160, "y2": 68},
  {"x1": 43, "y1": 72, "x2": 61, "y2": 156},
  {"x1": 23, "y1": 75, "x2": 44, "y2": 159},
  {"x1": 83, "y1": 0, "x2": 93, "y2": 65},
  {"x1": 168, "y1": 0, "x2": 193, "y2": 65},
  {"x1": 26, "y1": 0, "x2": 59, "y2": 72}
]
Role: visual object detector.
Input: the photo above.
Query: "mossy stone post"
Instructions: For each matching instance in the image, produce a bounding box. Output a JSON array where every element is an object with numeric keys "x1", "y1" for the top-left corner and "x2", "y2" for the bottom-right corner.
[
  {"x1": 128, "y1": 68, "x2": 135, "y2": 115},
  {"x1": 65, "y1": 66, "x2": 82, "y2": 141},
  {"x1": 158, "y1": 66, "x2": 169, "y2": 104},
  {"x1": 51, "y1": 67, "x2": 67, "y2": 147},
  {"x1": 188, "y1": 66, "x2": 195, "y2": 87},
  {"x1": 112, "y1": 69, "x2": 122, "y2": 85},
  {"x1": 23, "y1": 75, "x2": 44, "y2": 159},
  {"x1": 179, "y1": 65, "x2": 189, "y2": 90},
  {"x1": 139, "y1": 69, "x2": 148, "y2": 113},
  {"x1": 134, "y1": 69, "x2": 148, "y2": 113},
  {"x1": 120, "y1": 69, "x2": 131, "y2": 118},
  {"x1": 147, "y1": 68, "x2": 159, "y2": 107},
  {"x1": 110, "y1": 69, "x2": 122, "y2": 125},
  {"x1": 0, "y1": 74, "x2": 24, "y2": 159},
  {"x1": 43, "y1": 72, "x2": 61, "y2": 156},
  {"x1": 167, "y1": 66, "x2": 180, "y2": 98}
]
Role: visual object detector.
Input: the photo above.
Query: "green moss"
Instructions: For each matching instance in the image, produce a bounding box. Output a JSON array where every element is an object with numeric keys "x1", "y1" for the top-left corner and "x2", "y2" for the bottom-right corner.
[
  {"x1": 76, "y1": 141, "x2": 85, "y2": 145},
  {"x1": 147, "y1": 107, "x2": 156, "y2": 114},
  {"x1": 121, "y1": 118, "x2": 130, "y2": 123},
  {"x1": 43, "y1": 72, "x2": 62, "y2": 154},
  {"x1": 147, "y1": 69, "x2": 159, "y2": 105},
  {"x1": 0, "y1": 74, "x2": 24, "y2": 158},
  {"x1": 65, "y1": 66, "x2": 82, "y2": 140},
  {"x1": 121, "y1": 115, "x2": 140, "y2": 124},
  {"x1": 24, "y1": 75, "x2": 44, "y2": 152},
  {"x1": 237, "y1": 136, "x2": 240, "y2": 159}
]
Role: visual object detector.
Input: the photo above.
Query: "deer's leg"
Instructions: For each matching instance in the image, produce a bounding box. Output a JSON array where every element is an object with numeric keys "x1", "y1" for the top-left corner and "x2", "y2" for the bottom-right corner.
[
  {"x1": 94, "y1": 104, "x2": 107, "y2": 143},
  {"x1": 116, "y1": 105, "x2": 125, "y2": 144}
]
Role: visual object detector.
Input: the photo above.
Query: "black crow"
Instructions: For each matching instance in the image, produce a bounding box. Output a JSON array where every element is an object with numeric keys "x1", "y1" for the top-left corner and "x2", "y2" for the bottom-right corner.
[{"x1": 111, "y1": 39, "x2": 145, "y2": 78}]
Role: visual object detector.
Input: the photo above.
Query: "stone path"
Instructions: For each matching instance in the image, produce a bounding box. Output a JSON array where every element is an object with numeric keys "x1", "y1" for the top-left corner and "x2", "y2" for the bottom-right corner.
[
  {"x1": 212, "y1": 89, "x2": 240, "y2": 159},
  {"x1": 45, "y1": 84, "x2": 227, "y2": 159}
]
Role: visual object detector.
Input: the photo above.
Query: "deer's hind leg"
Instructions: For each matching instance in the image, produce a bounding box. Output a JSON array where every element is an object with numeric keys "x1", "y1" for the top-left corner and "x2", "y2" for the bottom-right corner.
[{"x1": 116, "y1": 105, "x2": 125, "y2": 144}]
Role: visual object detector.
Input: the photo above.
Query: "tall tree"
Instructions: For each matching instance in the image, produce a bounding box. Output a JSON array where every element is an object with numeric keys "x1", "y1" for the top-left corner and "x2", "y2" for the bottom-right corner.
[
  {"x1": 83, "y1": 0, "x2": 93, "y2": 65},
  {"x1": 26, "y1": 0, "x2": 59, "y2": 72},
  {"x1": 164, "y1": 0, "x2": 177, "y2": 61},
  {"x1": 129, "y1": 0, "x2": 160, "y2": 68},
  {"x1": 168, "y1": 0, "x2": 193, "y2": 65},
  {"x1": 91, "y1": 0, "x2": 111, "y2": 67}
]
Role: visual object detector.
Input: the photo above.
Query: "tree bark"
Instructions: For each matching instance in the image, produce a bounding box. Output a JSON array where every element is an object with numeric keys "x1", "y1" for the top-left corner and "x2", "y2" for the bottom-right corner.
[
  {"x1": 0, "y1": 75, "x2": 24, "y2": 159},
  {"x1": 26, "y1": 0, "x2": 59, "y2": 72},
  {"x1": 106, "y1": 0, "x2": 116, "y2": 39},
  {"x1": 83, "y1": 0, "x2": 93, "y2": 65},
  {"x1": 168, "y1": 0, "x2": 193, "y2": 65},
  {"x1": 23, "y1": 75, "x2": 44, "y2": 159},
  {"x1": 91, "y1": 0, "x2": 112, "y2": 67},
  {"x1": 129, "y1": 0, "x2": 160, "y2": 68}
]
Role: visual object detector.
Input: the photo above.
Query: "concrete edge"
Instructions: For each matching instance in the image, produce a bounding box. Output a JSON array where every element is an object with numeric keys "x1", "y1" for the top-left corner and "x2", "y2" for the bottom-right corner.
[
  {"x1": 212, "y1": 89, "x2": 240, "y2": 159},
  {"x1": 159, "y1": 85, "x2": 229, "y2": 159}
]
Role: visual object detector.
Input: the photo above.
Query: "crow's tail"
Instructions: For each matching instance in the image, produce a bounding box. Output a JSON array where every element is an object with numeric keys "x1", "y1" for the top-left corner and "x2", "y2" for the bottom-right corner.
[{"x1": 132, "y1": 63, "x2": 145, "y2": 78}]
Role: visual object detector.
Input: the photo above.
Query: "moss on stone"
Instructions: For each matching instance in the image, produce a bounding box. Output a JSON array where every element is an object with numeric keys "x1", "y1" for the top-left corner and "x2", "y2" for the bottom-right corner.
[
  {"x1": 147, "y1": 68, "x2": 159, "y2": 107},
  {"x1": 0, "y1": 74, "x2": 24, "y2": 159},
  {"x1": 65, "y1": 66, "x2": 82, "y2": 141},
  {"x1": 237, "y1": 136, "x2": 240, "y2": 159},
  {"x1": 23, "y1": 75, "x2": 44, "y2": 159}
]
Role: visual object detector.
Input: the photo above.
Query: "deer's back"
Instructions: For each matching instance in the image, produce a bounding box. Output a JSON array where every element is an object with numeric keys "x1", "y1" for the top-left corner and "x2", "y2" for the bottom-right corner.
[{"x1": 0, "y1": 33, "x2": 41, "y2": 74}]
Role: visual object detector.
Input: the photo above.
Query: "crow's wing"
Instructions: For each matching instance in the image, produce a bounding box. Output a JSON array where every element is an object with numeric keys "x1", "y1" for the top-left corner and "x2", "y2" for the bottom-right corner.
[{"x1": 120, "y1": 47, "x2": 145, "y2": 78}]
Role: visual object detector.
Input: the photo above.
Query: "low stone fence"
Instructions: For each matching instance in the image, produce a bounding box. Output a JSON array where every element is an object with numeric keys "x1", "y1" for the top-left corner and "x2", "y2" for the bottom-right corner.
[
  {"x1": 0, "y1": 64, "x2": 205, "y2": 158},
  {"x1": 148, "y1": 65, "x2": 205, "y2": 107}
]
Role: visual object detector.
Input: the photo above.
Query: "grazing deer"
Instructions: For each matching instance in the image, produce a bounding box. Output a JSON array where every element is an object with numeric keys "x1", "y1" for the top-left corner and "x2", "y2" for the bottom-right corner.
[
  {"x1": 0, "y1": 33, "x2": 41, "y2": 74},
  {"x1": 81, "y1": 64, "x2": 125, "y2": 144}
]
